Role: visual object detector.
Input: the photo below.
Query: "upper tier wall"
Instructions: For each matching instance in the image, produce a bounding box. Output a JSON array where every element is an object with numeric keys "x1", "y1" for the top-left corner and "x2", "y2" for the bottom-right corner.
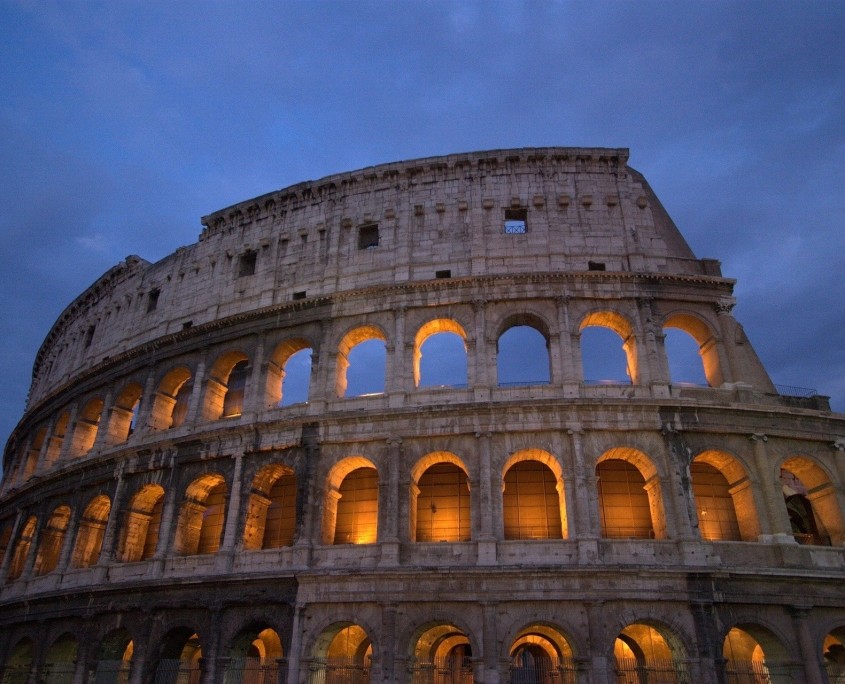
[{"x1": 28, "y1": 147, "x2": 716, "y2": 407}]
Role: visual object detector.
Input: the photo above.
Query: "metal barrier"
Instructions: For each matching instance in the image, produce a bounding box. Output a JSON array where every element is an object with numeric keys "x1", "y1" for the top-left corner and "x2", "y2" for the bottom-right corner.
[
  {"x1": 91, "y1": 661, "x2": 131, "y2": 684},
  {"x1": 222, "y1": 658, "x2": 287, "y2": 684},
  {"x1": 1, "y1": 666, "x2": 30, "y2": 684},
  {"x1": 509, "y1": 658, "x2": 577, "y2": 683},
  {"x1": 408, "y1": 657, "x2": 473, "y2": 684},
  {"x1": 309, "y1": 657, "x2": 370, "y2": 684},
  {"x1": 614, "y1": 658, "x2": 689, "y2": 683},
  {"x1": 724, "y1": 660, "x2": 792, "y2": 683},
  {"x1": 154, "y1": 660, "x2": 201, "y2": 684},
  {"x1": 43, "y1": 664, "x2": 76, "y2": 684}
]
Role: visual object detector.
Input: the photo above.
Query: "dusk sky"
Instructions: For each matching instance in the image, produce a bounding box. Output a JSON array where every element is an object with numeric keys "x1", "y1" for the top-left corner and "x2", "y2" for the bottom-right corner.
[{"x1": 1, "y1": 1, "x2": 844, "y2": 454}]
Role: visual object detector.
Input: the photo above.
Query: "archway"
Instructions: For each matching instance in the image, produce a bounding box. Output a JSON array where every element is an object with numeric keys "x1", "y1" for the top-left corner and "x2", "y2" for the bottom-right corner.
[
  {"x1": 414, "y1": 319, "x2": 468, "y2": 388},
  {"x1": 409, "y1": 623, "x2": 473, "y2": 683},
  {"x1": 580, "y1": 311, "x2": 637, "y2": 385},
  {"x1": 70, "y1": 494, "x2": 111, "y2": 568},
  {"x1": 780, "y1": 457, "x2": 843, "y2": 545},
  {"x1": 502, "y1": 451, "x2": 566, "y2": 540},
  {"x1": 243, "y1": 464, "x2": 297, "y2": 550},
  {"x1": 722, "y1": 625, "x2": 791, "y2": 683},
  {"x1": 203, "y1": 351, "x2": 250, "y2": 420},
  {"x1": 150, "y1": 367, "x2": 192, "y2": 430},
  {"x1": 106, "y1": 383, "x2": 143, "y2": 444},
  {"x1": 823, "y1": 626, "x2": 845, "y2": 684},
  {"x1": 310, "y1": 624, "x2": 372, "y2": 684},
  {"x1": 322, "y1": 458, "x2": 379, "y2": 545},
  {"x1": 43, "y1": 633, "x2": 77, "y2": 684},
  {"x1": 1, "y1": 638, "x2": 33, "y2": 684},
  {"x1": 613, "y1": 622, "x2": 688, "y2": 683},
  {"x1": 509, "y1": 624, "x2": 576, "y2": 684},
  {"x1": 691, "y1": 451, "x2": 759, "y2": 541},
  {"x1": 174, "y1": 474, "x2": 228, "y2": 555},
  {"x1": 224, "y1": 626, "x2": 284, "y2": 684},
  {"x1": 497, "y1": 319, "x2": 550, "y2": 387},
  {"x1": 6, "y1": 516, "x2": 36, "y2": 582},
  {"x1": 154, "y1": 629, "x2": 201, "y2": 684},
  {"x1": 336, "y1": 326, "x2": 387, "y2": 398},
  {"x1": 34, "y1": 505, "x2": 71, "y2": 575},
  {"x1": 71, "y1": 398, "x2": 104, "y2": 457},
  {"x1": 93, "y1": 629, "x2": 133, "y2": 684},
  {"x1": 266, "y1": 338, "x2": 314, "y2": 407},
  {"x1": 596, "y1": 449, "x2": 662, "y2": 539},
  {"x1": 118, "y1": 484, "x2": 165, "y2": 562},
  {"x1": 663, "y1": 313, "x2": 722, "y2": 387},
  {"x1": 411, "y1": 456, "x2": 471, "y2": 543}
]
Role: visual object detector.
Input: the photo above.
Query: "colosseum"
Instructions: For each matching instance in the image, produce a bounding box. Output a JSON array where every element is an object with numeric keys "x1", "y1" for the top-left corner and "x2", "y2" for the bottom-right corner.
[{"x1": 1, "y1": 147, "x2": 844, "y2": 684}]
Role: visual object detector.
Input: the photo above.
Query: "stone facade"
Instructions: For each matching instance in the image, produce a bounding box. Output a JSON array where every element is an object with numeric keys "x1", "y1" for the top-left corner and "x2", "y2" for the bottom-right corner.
[{"x1": 1, "y1": 147, "x2": 844, "y2": 684}]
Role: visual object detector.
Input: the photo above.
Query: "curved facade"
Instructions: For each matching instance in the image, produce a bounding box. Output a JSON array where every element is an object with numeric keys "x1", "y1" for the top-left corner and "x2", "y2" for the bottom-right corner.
[{"x1": 1, "y1": 147, "x2": 844, "y2": 684}]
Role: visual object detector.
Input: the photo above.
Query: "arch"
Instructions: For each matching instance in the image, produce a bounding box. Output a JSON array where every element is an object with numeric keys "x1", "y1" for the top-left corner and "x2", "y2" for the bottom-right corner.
[
  {"x1": 174, "y1": 474, "x2": 228, "y2": 555},
  {"x1": 70, "y1": 494, "x2": 111, "y2": 568},
  {"x1": 224, "y1": 625, "x2": 284, "y2": 684},
  {"x1": 414, "y1": 318, "x2": 468, "y2": 388},
  {"x1": 94, "y1": 629, "x2": 133, "y2": 684},
  {"x1": 70, "y1": 397, "x2": 104, "y2": 456},
  {"x1": 43, "y1": 633, "x2": 77, "y2": 684},
  {"x1": 118, "y1": 484, "x2": 165, "y2": 562},
  {"x1": 496, "y1": 315, "x2": 551, "y2": 386},
  {"x1": 596, "y1": 448, "x2": 664, "y2": 539},
  {"x1": 6, "y1": 516, "x2": 36, "y2": 582},
  {"x1": 43, "y1": 411, "x2": 70, "y2": 469},
  {"x1": 321, "y1": 457, "x2": 379, "y2": 545},
  {"x1": 502, "y1": 450, "x2": 566, "y2": 540},
  {"x1": 204, "y1": 350, "x2": 250, "y2": 420},
  {"x1": 580, "y1": 310, "x2": 637, "y2": 384},
  {"x1": 266, "y1": 337, "x2": 314, "y2": 407},
  {"x1": 691, "y1": 451, "x2": 759, "y2": 542},
  {"x1": 780, "y1": 456, "x2": 844, "y2": 545},
  {"x1": 663, "y1": 328, "x2": 708, "y2": 386},
  {"x1": 106, "y1": 382, "x2": 144, "y2": 444},
  {"x1": 243, "y1": 464, "x2": 297, "y2": 550},
  {"x1": 336, "y1": 325, "x2": 388, "y2": 398},
  {"x1": 509, "y1": 623, "x2": 577, "y2": 684},
  {"x1": 309, "y1": 623, "x2": 372, "y2": 684},
  {"x1": 663, "y1": 312, "x2": 723, "y2": 387},
  {"x1": 411, "y1": 454, "x2": 471, "y2": 543},
  {"x1": 150, "y1": 367, "x2": 193, "y2": 430},
  {"x1": 613, "y1": 620, "x2": 689, "y2": 683},
  {"x1": 409, "y1": 622, "x2": 474, "y2": 683},
  {"x1": 21, "y1": 426, "x2": 47, "y2": 482},
  {"x1": 723, "y1": 624, "x2": 791, "y2": 683},
  {"x1": 34, "y1": 505, "x2": 72, "y2": 575},
  {"x1": 823, "y1": 626, "x2": 845, "y2": 683},
  {"x1": 153, "y1": 628, "x2": 201, "y2": 684},
  {"x1": 1, "y1": 638, "x2": 33, "y2": 684}
]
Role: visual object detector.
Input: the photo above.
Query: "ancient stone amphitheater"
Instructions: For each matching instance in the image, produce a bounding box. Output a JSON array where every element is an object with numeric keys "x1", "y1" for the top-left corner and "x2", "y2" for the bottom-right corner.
[{"x1": 1, "y1": 147, "x2": 844, "y2": 684}]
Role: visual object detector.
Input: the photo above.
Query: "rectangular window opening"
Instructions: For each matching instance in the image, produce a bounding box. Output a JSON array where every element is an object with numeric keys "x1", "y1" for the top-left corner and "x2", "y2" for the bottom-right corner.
[
  {"x1": 504, "y1": 208, "x2": 527, "y2": 234},
  {"x1": 83, "y1": 326, "x2": 95, "y2": 348},
  {"x1": 292, "y1": 291, "x2": 306, "y2": 300},
  {"x1": 435, "y1": 270, "x2": 452, "y2": 279},
  {"x1": 238, "y1": 250, "x2": 257, "y2": 277},
  {"x1": 358, "y1": 223, "x2": 380, "y2": 250},
  {"x1": 147, "y1": 288, "x2": 160, "y2": 313},
  {"x1": 588, "y1": 261, "x2": 606, "y2": 271}
]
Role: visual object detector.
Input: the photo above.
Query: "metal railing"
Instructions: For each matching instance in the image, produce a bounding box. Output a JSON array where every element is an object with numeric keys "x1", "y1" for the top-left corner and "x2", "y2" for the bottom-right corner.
[
  {"x1": 154, "y1": 660, "x2": 201, "y2": 684},
  {"x1": 223, "y1": 658, "x2": 287, "y2": 684},
  {"x1": 724, "y1": 660, "x2": 791, "y2": 683},
  {"x1": 91, "y1": 661, "x2": 131, "y2": 684},
  {"x1": 1, "y1": 666, "x2": 30, "y2": 684},
  {"x1": 408, "y1": 657, "x2": 473, "y2": 684},
  {"x1": 774, "y1": 384, "x2": 818, "y2": 398},
  {"x1": 509, "y1": 658, "x2": 577, "y2": 683},
  {"x1": 614, "y1": 658, "x2": 690, "y2": 683},
  {"x1": 43, "y1": 664, "x2": 76, "y2": 684},
  {"x1": 309, "y1": 657, "x2": 370, "y2": 684}
]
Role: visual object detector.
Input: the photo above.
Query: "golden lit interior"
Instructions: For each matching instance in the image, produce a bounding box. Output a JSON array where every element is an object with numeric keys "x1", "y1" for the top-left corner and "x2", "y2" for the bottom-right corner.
[
  {"x1": 333, "y1": 467, "x2": 379, "y2": 545},
  {"x1": 691, "y1": 462, "x2": 741, "y2": 541},
  {"x1": 415, "y1": 462, "x2": 471, "y2": 542},
  {"x1": 34, "y1": 505, "x2": 71, "y2": 575},
  {"x1": 70, "y1": 494, "x2": 111, "y2": 568},
  {"x1": 597, "y1": 459, "x2": 653, "y2": 539},
  {"x1": 503, "y1": 460, "x2": 563, "y2": 540}
]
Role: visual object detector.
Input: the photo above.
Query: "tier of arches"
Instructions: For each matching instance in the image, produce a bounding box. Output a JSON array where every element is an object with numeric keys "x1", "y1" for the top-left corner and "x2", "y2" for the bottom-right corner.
[
  {"x1": 3, "y1": 613, "x2": 844, "y2": 683},
  {"x1": 3, "y1": 446, "x2": 842, "y2": 586},
  {"x1": 5, "y1": 304, "x2": 732, "y2": 491}
]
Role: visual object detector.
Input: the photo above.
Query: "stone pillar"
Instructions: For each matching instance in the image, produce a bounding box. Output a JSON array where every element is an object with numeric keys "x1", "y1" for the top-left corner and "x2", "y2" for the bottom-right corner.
[
  {"x1": 245, "y1": 337, "x2": 266, "y2": 416},
  {"x1": 380, "y1": 603, "x2": 398, "y2": 681},
  {"x1": 569, "y1": 429, "x2": 599, "y2": 539},
  {"x1": 286, "y1": 604, "x2": 305, "y2": 684},
  {"x1": 790, "y1": 606, "x2": 823, "y2": 684},
  {"x1": 217, "y1": 454, "x2": 245, "y2": 570},
  {"x1": 91, "y1": 388, "x2": 115, "y2": 451},
  {"x1": 643, "y1": 476, "x2": 673, "y2": 540},
  {"x1": 0, "y1": 510, "x2": 24, "y2": 582},
  {"x1": 199, "y1": 610, "x2": 221, "y2": 684},
  {"x1": 386, "y1": 307, "x2": 407, "y2": 400},
  {"x1": 34, "y1": 415, "x2": 58, "y2": 474},
  {"x1": 633, "y1": 297, "x2": 659, "y2": 388},
  {"x1": 714, "y1": 300, "x2": 741, "y2": 385},
  {"x1": 472, "y1": 300, "x2": 491, "y2": 400},
  {"x1": 586, "y1": 602, "x2": 610, "y2": 684},
  {"x1": 750, "y1": 434, "x2": 794, "y2": 542},
  {"x1": 98, "y1": 464, "x2": 127, "y2": 563},
  {"x1": 56, "y1": 404, "x2": 80, "y2": 463},
  {"x1": 184, "y1": 356, "x2": 208, "y2": 425},
  {"x1": 55, "y1": 506, "x2": 81, "y2": 574},
  {"x1": 153, "y1": 480, "x2": 181, "y2": 569},
  {"x1": 136, "y1": 367, "x2": 159, "y2": 433},
  {"x1": 556, "y1": 296, "x2": 581, "y2": 395},
  {"x1": 482, "y1": 602, "x2": 500, "y2": 683},
  {"x1": 379, "y1": 438, "x2": 402, "y2": 567}
]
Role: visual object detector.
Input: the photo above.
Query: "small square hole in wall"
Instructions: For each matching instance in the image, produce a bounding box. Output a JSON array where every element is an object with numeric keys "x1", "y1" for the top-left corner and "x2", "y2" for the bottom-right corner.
[
  {"x1": 292, "y1": 291, "x2": 306, "y2": 300},
  {"x1": 146, "y1": 288, "x2": 160, "y2": 313},
  {"x1": 435, "y1": 270, "x2": 452, "y2": 279},
  {"x1": 358, "y1": 223, "x2": 380, "y2": 249},
  {"x1": 238, "y1": 250, "x2": 257, "y2": 277},
  {"x1": 504, "y1": 208, "x2": 527, "y2": 234},
  {"x1": 83, "y1": 326, "x2": 95, "y2": 348},
  {"x1": 588, "y1": 261, "x2": 606, "y2": 271},
  {"x1": 182, "y1": 321, "x2": 193, "y2": 330}
]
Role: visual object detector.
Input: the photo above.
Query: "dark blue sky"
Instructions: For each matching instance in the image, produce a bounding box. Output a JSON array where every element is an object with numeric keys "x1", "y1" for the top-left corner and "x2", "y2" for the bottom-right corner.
[{"x1": 1, "y1": 1, "x2": 844, "y2": 453}]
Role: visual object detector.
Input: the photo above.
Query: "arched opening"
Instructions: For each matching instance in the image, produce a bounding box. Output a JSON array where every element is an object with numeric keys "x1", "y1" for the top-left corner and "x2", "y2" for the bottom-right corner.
[
  {"x1": 154, "y1": 629, "x2": 201, "y2": 684},
  {"x1": 502, "y1": 452, "x2": 565, "y2": 540},
  {"x1": 70, "y1": 398, "x2": 104, "y2": 457},
  {"x1": 780, "y1": 457, "x2": 843, "y2": 545},
  {"x1": 6, "y1": 516, "x2": 36, "y2": 582},
  {"x1": 43, "y1": 633, "x2": 77, "y2": 684},
  {"x1": 118, "y1": 484, "x2": 165, "y2": 562},
  {"x1": 310, "y1": 624, "x2": 372, "y2": 684},
  {"x1": 174, "y1": 475, "x2": 228, "y2": 555},
  {"x1": 663, "y1": 313, "x2": 722, "y2": 388},
  {"x1": 266, "y1": 338, "x2": 314, "y2": 407},
  {"x1": 94, "y1": 629, "x2": 133, "y2": 684},
  {"x1": 22, "y1": 427, "x2": 47, "y2": 481},
  {"x1": 412, "y1": 456, "x2": 471, "y2": 543},
  {"x1": 336, "y1": 326, "x2": 387, "y2": 398},
  {"x1": 723, "y1": 625, "x2": 791, "y2": 683},
  {"x1": 613, "y1": 622, "x2": 688, "y2": 683},
  {"x1": 414, "y1": 319, "x2": 468, "y2": 388},
  {"x1": 1, "y1": 638, "x2": 33, "y2": 684},
  {"x1": 497, "y1": 319, "x2": 551, "y2": 386},
  {"x1": 322, "y1": 458, "x2": 379, "y2": 545},
  {"x1": 0, "y1": 519, "x2": 11, "y2": 569},
  {"x1": 509, "y1": 624, "x2": 576, "y2": 684},
  {"x1": 409, "y1": 623, "x2": 473, "y2": 683},
  {"x1": 823, "y1": 627, "x2": 845, "y2": 683},
  {"x1": 34, "y1": 505, "x2": 72, "y2": 575},
  {"x1": 580, "y1": 311, "x2": 637, "y2": 385},
  {"x1": 690, "y1": 463, "x2": 741, "y2": 542},
  {"x1": 70, "y1": 494, "x2": 111, "y2": 568},
  {"x1": 596, "y1": 449, "x2": 662, "y2": 540},
  {"x1": 224, "y1": 626, "x2": 284, "y2": 684},
  {"x1": 663, "y1": 328, "x2": 708, "y2": 386},
  {"x1": 203, "y1": 351, "x2": 250, "y2": 420},
  {"x1": 691, "y1": 451, "x2": 759, "y2": 542},
  {"x1": 106, "y1": 383, "x2": 144, "y2": 444},
  {"x1": 43, "y1": 411, "x2": 70, "y2": 469},
  {"x1": 150, "y1": 368, "x2": 193, "y2": 430},
  {"x1": 243, "y1": 464, "x2": 297, "y2": 550}
]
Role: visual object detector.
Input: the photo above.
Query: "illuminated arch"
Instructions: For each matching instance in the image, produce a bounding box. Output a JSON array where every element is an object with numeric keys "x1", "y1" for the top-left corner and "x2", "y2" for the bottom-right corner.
[
  {"x1": 6, "y1": 516, "x2": 36, "y2": 582},
  {"x1": 509, "y1": 623, "x2": 577, "y2": 683},
  {"x1": 266, "y1": 337, "x2": 314, "y2": 407},
  {"x1": 823, "y1": 626, "x2": 845, "y2": 682},
  {"x1": 692, "y1": 450, "x2": 759, "y2": 541},
  {"x1": 43, "y1": 633, "x2": 77, "y2": 684},
  {"x1": 33, "y1": 505, "x2": 72, "y2": 575},
  {"x1": 409, "y1": 622, "x2": 475, "y2": 683},
  {"x1": 322, "y1": 457, "x2": 379, "y2": 545},
  {"x1": 224, "y1": 625, "x2": 284, "y2": 684},
  {"x1": 70, "y1": 494, "x2": 111, "y2": 568},
  {"x1": 580, "y1": 310, "x2": 638, "y2": 384},
  {"x1": 613, "y1": 620, "x2": 689, "y2": 682},
  {"x1": 203, "y1": 350, "x2": 250, "y2": 420},
  {"x1": 150, "y1": 367, "x2": 193, "y2": 430},
  {"x1": 94, "y1": 629, "x2": 134, "y2": 684},
  {"x1": 502, "y1": 449, "x2": 567, "y2": 540},
  {"x1": 780, "y1": 456, "x2": 844, "y2": 545},
  {"x1": 118, "y1": 484, "x2": 165, "y2": 562},
  {"x1": 174, "y1": 474, "x2": 228, "y2": 555},
  {"x1": 243, "y1": 464, "x2": 297, "y2": 550},
  {"x1": 413, "y1": 318, "x2": 468, "y2": 388},
  {"x1": 596, "y1": 447, "x2": 665, "y2": 539},
  {"x1": 21, "y1": 427, "x2": 47, "y2": 482},
  {"x1": 663, "y1": 312, "x2": 723, "y2": 387},
  {"x1": 309, "y1": 623, "x2": 373, "y2": 684},
  {"x1": 153, "y1": 628, "x2": 202, "y2": 684},
  {"x1": 106, "y1": 382, "x2": 144, "y2": 444},
  {"x1": 411, "y1": 453, "x2": 472, "y2": 543},
  {"x1": 70, "y1": 397, "x2": 104, "y2": 457},
  {"x1": 42, "y1": 411, "x2": 70, "y2": 469},
  {"x1": 335, "y1": 325, "x2": 388, "y2": 398},
  {"x1": 723, "y1": 624, "x2": 792, "y2": 683}
]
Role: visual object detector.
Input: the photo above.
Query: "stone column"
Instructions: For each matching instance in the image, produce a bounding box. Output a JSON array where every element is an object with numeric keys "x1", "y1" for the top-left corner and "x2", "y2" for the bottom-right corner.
[
  {"x1": 217, "y1": 453, "x2": 245, "y2": 571},
  {"x1": 34, "y1": 415, "x2": 57, "y2": 474},
  {"x1": 471, "y1": 300, "x2": 491, "y2": 400},
  {"x1": 286, "y1": 604, "x2": 305, "y2": 684},
  {"x1": 135, "y1": 367, "x2": 159, "y2": 433},
  {"x1": 152, "y1": 478, "x2": 181, "y2": 572},
  {"x1": 184, "y1": 355, "x2": 208, "y2": 425},
  {"x1": 56, "y1": 404, "x2": 80, "y2": 463},
  {"x1": 55, "y1": 506, "x2": 80, "y2": 574},
  {"x1": 97, "y1": 463, "x2": 127, "y2": 564},
  {"x1": 586, "y1": 601, "x2": 610, "y2": 684},
  {"x1": 714, "y1": 300, "x2": 741, "y2": 385},
  {"x1": 790, "y1": 606, "x2": 823, "y2": 684},
  {"x1": 245, "y1": 337, "x2": 266, "y2": 417},
  {"x1": 380, "y1": 603, "x2": 398, "y2": 681},
  {"x1": 750, "y1": 434, "x2": 794, "y2": 542},
  {"x1": 475, "y1": 431, "x2": 497, "y2": 565},
  {"x1": 633, "y1": 297, "x2": 659, "y2": 388},
  {"x1": 386, "y1": 306, "x2": 407, "y2": 401},
  {"x1": 556, "y1": 296, "x2": 581, "y2": 395},
  {"x1": 91, "y1": 388, "x2": 115, "y2": 451},
  {"x1": 569, "y1": 429, "x2": 600, "y2": 540},
  {"x1": 379, "y1": 438, "x2": 401, "y2": 566},
  {"x1": 482, "y1": 602, "x2": 500, "y2": 683},
  {"x1": 0, "y1": 510, "x2": 24, "y2": 582},
  {"x1": 199, "y1": 609, "x2": 221, "y2": 684}
]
